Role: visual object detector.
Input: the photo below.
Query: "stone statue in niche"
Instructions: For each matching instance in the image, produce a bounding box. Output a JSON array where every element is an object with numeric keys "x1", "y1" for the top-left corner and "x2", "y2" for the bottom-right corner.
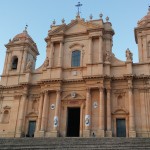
[
  {"x1": 105, "y1": 50, "x2": 111, "y2": 62},
  {"x1": 126, "y1": 48, "x2": 133, "y2": 61},
  {"x1": 54, "y1": 116, "x2": 58, "y2": 127},
  {"x1": 26, "y1": 59, "x2": 33, "y2": 72},
  {"x1": 43, "y1": 57, "x2": 49, "y2": 69},
  {"x1": 85, "y1": 115, "x2": 90, "y2": 126}
]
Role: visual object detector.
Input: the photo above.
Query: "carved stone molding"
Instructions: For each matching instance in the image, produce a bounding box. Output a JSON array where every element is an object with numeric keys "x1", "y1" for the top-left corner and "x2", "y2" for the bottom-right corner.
[
  {"x1": 0, "y1": 96, "x2": 4, "y2": 100},
  {"x1": 62, "y1": 99, "x2": 84, "y2": 107},
  {"x1": 113, "y1": 89, "x2": 126, "y2": 95},
  {"x1": 14, "y1": 95, "x2": 22, "y2": 99},
  {"x1": 69, "y1": 42, "x2": 84, "y2": 49}
]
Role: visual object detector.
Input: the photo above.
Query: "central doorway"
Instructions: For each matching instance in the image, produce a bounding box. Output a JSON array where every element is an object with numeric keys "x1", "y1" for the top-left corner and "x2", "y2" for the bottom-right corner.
[
  {"x1": 67, "y1": 107, "x2": 80, "y2": 137},
  {"x1": 116, "y1": 119, "x2": 126, "y2": 137}
]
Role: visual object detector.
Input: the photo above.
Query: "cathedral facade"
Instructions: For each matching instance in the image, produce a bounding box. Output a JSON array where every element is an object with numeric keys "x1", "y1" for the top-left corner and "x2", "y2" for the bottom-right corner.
[{"x1": 0, "y1": 9, "x2": 150, "y2": 138}]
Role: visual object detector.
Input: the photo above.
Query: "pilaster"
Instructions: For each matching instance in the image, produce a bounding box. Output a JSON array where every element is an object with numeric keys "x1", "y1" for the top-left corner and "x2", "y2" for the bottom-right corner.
[
  {"x1": 99, "y1": 36, "x2": 103, "y2": 63},
  {"x1": 58, "y1": 41, "x2": 63, "y2": 67},
  {"x1": 52, "y1": 90, "x2": 61, "y2": 137},
  {"x1": 40, "y1": 91, "x2": 49, "y2": 135},
  {"x1": 35, "y1": 92, "x2": 44, "y2": 137},
  {"x1": 128, "y1": 79, "x2": 136, "y2": 137},
  {"x1": 106, "y1": 88, "x2": 112, "y2": 137},
  {"x1": 83, "y1": 88, "x2": 91, "y2": 137},
  {"x1": 15, "y1": 93, "x2": 27, "y2": 137},
  {"x1": 88, "y1": 36, "x2": 92, "y2": 64},
  {"x1": 49, "y1": 42, "x2": 54, "y2": 68},
  {"x1": 97, "y1": 87, "x2": 105, "y2": 137}
]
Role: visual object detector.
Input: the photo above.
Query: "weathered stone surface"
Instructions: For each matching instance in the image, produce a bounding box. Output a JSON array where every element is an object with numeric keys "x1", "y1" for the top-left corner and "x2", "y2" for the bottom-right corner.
[{"x1": 0, "y1": 9, "x2": 150, "y2": 138}]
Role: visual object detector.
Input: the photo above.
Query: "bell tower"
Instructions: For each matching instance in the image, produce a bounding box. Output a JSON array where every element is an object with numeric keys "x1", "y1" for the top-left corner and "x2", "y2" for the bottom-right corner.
[
  {"x1": 135, "y1": 7, "x2": 150, "y2": 62},
  {"x1": 1, "y1": 27, "x2": 39, "y2": 85}
]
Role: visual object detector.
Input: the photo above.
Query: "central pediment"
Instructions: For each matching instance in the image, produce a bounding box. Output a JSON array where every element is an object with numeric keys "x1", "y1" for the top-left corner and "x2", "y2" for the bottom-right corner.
[
  {"x1": 49, "y1": 19, "x2": 101, "y2": 36},
  {"x1": 65, "y1": 23, "x2": 87, "y2": 34}
]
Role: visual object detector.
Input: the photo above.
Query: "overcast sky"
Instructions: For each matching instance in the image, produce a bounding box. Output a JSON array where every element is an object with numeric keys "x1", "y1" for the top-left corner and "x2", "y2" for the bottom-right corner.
[{"x1": 0, "y1": 0, "x2": 149, "y2": 75}]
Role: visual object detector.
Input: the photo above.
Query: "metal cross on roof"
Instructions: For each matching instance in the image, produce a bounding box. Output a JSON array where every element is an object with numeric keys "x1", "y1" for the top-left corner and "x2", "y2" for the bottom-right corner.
[
  {"x1": 75, "y1": 2, "x2": 83, "y2": 16},
  {"x1": 25, "y1": 24, "x2": 28, "y2": 31}
]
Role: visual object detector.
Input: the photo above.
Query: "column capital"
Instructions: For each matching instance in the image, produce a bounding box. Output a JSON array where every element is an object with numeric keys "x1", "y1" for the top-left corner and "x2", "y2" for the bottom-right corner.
[
  {"x1": 88, "y1": 35, "x2": 93, "y2": 39},
  {"x1": 21, "y1": 92, "x2": 28, "y2": 97},
  {"x1": 99, "y1": 86, "x2": 104, "y2": 92},
  {"x1": 128, "y1": 86, "x2": 133, "y2": 91},
  {"x1": 86, "y1": 87, "x2": 91, "y2": 92},
  {"x1": 39, "y1": 92, "x2": 44, "y2": 96},
  {"x1": 106, "y1": 88, "x2": 111, "y2": 92},
  {"x1": 56, "y1": 89, "x2": 62, "y2": 95},
  {"x1": 59, "y1": 40, "x2": 64, "y2": 44},
  {"x1": 43, "y1": 90, "x2": 49, "y2": 94}
]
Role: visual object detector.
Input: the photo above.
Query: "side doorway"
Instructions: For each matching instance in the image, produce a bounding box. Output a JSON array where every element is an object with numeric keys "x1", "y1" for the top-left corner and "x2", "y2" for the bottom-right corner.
[
  {"x1": 27, "y1": 121, "x2": 36, "y2": 137},
  {"x1": 116, "y1": 119, "x2": 126, "y2": 137}
]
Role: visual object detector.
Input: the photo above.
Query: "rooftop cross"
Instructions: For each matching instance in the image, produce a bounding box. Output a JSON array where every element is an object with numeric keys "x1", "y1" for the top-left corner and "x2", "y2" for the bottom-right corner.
[
  {"x1": 75, "y1": 2, "x2": 83, "y2": 16},
  {"x1": 23, "y1": 24, "x2": 28, "y2": 33},
  {"x1": 25, "y1": 24, "x2": 28, "y2": 31}
]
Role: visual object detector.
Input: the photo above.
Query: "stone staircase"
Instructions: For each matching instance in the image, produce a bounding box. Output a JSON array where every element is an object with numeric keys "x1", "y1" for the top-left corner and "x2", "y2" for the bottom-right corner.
[{"x1": 0, "y1": 138, "x2": 149, "y2": 150}]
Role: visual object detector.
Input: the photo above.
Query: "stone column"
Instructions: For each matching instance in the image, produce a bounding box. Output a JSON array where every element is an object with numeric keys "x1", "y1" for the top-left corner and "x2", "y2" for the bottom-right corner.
[
  {"x1": 137, "y1": 37, "x2": 142, "y2": 62},
  {"x1": 6, "y1": 52, "x2": 12, "y2": 74},
  {"x1": 3, "y1": 51, "x2": 9, "y2": 74},
  {"x1": 58, "y1": 41, "x2": 63, "y2": 67},
  {"x1": 99, "y1": 36, "x2": 103, "y2": 63},
  {"x1": 49, "y1": 42, "x2": 54, "y2": 68},
  {"x1": 83, "y1": 88, "x2": 91, "y2": 137},
  {"x1": 21, "y1": 49, "x2": 28, "y2": 72},
  {"x1": 40, "y1": 91, "x2": 49, "y2": 133},
  {"x1": 36, "y1": 93, "x2": 44, "y2": 132},
  {"x1": 88, "y1": 37, "x2": 92, "y2": 64},
  {"x1": 106, "y1": 88, "x2": 112, "y2": 137},
  {"x1": 128, "y1": 86, "x2": 136, "y2": 137},
  {"x1": 98, "y1": 87, "x2": 105, "y2": 137},
  {"x1": 80, "y1": 103, "x2": 84, "y2": 137},
  {"x1": 53, "y1": 90, "x2": 61, "y2": 137},
  {"x1": 16, "y1": 93, "x2": 27, "y2": 137}
]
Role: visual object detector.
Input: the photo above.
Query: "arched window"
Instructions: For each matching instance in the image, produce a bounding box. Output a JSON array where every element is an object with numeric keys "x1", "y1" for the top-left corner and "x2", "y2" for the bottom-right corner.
[
  {"x1": 2, "y1": 110, "x2": 10, "y2": 123},
  {"x1": 11, "y1": 56, "x2": 18, "y2": 70},
  {"x1": 71, "y1": 50, "x2": 81, "y2": 67}
]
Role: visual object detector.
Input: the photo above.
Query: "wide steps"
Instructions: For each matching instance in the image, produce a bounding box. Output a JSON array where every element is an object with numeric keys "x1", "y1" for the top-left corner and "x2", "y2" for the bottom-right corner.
[{"x1": 0, "y1": 138, "x2": 149, "y2": 150}]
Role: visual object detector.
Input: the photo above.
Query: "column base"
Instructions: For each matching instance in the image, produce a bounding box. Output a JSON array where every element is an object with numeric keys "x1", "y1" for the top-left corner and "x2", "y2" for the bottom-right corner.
[
  {"x1": 129, "y1": 130, "x2": 136, "y2": 137},
  {"x1": 83, "y1": 130, "x2": 90, "y2": 137},
  {"x1": 15, "y1": 132, "x2": 25, "y2": 138},
  {"x1": 38, "y1": 131, "x2": 45, "y2": 137},
  {"x1": 106, "y1": 130, "x2": 112, "y2": 137},
  {"x1": 34, "y1": 131, "x2": 43, "y2": 137},
  {"x1": 50, "y1": 130, "x2": 59, "y2": 137},
  {"x1": 97, "y1": 129, "x2": 105, "y2": 137}
]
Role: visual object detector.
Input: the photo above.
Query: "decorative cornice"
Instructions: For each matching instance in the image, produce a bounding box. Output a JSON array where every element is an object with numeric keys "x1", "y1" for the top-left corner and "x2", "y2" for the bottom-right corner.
[
  {"x1": 1, "y1": 85, "x2": 23, "y2": 89},
  {"x1": 38, "y1": 79, "x2": 62, "y2": 84},
  {"x1": 63, "y1": 79, "x2": 84, "y2": 83},
  {"x1": 83, "y1": 75, "x2": 104, "y2": 80}
]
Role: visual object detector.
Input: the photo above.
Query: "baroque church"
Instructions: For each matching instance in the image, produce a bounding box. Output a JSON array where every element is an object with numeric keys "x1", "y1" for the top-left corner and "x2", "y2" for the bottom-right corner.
[{"x1": 0, "y1": 7, "x2": 150, "y2": 138}]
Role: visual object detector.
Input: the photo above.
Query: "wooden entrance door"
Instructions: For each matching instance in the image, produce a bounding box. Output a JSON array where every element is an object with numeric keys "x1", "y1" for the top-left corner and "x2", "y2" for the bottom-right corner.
[
  {"x1": 27, "y1": 121, "x2": 36, "y2": 137},
  {"x1": 116, "y1": 119, "x2": 126, "y2": 137}
]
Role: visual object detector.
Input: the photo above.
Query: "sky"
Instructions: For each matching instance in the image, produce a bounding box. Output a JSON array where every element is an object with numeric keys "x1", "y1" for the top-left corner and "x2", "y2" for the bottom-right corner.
[{"x1": 0, "y1": 0, "x2": 149, "y2": 75}]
